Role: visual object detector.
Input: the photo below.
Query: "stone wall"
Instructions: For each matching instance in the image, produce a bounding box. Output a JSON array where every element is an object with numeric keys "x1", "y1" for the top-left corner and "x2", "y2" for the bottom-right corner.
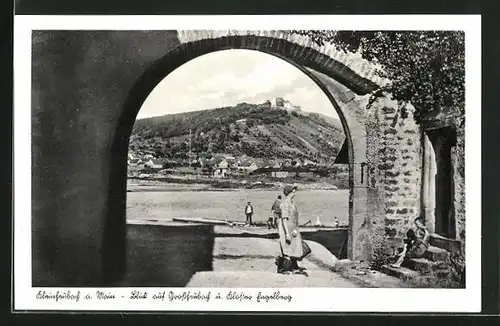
[
  {"x1": 367, "y1": 95, "x2": 422, "y2": 242},
  {"x1": 452, "y1": 120, "x2": 466, "y2": 247},
  {"x1": 31, "y1": 31, "x2": 183, "y2": 286},
  {"x1": 420, "y1": 108, "x2": 465, "y2": 251}
]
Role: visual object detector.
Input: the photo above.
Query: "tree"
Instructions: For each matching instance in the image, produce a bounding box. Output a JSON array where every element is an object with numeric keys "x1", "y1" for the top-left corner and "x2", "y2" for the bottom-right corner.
[{"x1": 291, "y1": 31, "x2": 465, "y2": 124}]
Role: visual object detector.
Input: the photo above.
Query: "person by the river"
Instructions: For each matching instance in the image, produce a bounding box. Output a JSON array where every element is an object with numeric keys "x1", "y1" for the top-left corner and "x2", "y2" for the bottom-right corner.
[
  {"x1": 245, "y1": 201, "x2": 254, "y2": 226},
  {"x1": 275, "y1": 185, "x2": 308, "y2": 275},
  {"x1": 391, "y1": 216, "x2": 430, "y2": 268},
  {"x1": 270, "y1": 195, "x2": 282, "y2": 228}
]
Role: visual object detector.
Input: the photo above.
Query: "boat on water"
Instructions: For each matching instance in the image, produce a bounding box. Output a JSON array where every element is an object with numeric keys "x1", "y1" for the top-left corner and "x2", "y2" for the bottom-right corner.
[{"x1": 172, "y1": 217, "x2": 247, "y2": 226}]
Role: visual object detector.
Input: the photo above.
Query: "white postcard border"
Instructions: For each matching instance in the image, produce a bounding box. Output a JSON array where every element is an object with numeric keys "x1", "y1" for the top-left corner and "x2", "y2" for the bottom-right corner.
[{"x1": 13, "y1": 14, "x2": 482, "y2": 312}]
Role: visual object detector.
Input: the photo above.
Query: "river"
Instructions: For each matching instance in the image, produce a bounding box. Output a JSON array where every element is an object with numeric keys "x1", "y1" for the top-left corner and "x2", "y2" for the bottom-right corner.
[{"x1": 127, "y1": 188, "x2": 349, "y2": 226}]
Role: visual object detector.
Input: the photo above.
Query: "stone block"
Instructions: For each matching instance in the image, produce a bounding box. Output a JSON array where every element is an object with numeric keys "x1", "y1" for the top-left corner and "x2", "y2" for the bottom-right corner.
[
  {"x1": 384, "y1": 185, "x2": 399, "y2": 192},
  {"x1": 381, "y1": 265, "x2": 420, "y2": 280},
  {"x1": 424, "y1": 246, "x2": 450, "y2": 262},
  {"x1": 402, "y1": 258, "x2": 439, "y2": 273},
  {"x1": 385, "y1": 171, "x2": 400, "y2": 178},
  {"x1": 384, "y1": 218, "x2": 403, "y2": 226},
  {"x1": 428, "y1": 234, "x2": 463, "y2": 255},
  {"x1": 383, "y1": 155, "x2": 398, "y2": 163},
  {"x1": 382, "y1": 107, "x2": 396, "y2": 114},
  {"x1": 332, "y1": 259, "x2": 357, "y2": 272},
  {"x1": 385, "y1": 201, "x2": 398, "y2": 207},
  {"x1": 385, "y1": 228, "x2": 397, "y2": 237},
  {"x1": 378, "y1": 163, "x2": 395, "y2": 170}
]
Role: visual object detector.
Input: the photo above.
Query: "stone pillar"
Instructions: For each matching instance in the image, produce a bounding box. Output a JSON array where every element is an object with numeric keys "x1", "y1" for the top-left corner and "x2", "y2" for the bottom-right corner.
[
  {"x1": 348, "y1": 162, "x2": 385, "y2": 262},
  {"x1": 422, "y1": 133, "x2": 437, "y2": 232},
  {"x1": 31, "y1": 30, "x2": 182, "y2": 286},
  {"x1": 31, "y1": 32, "x2": 128, "y2": 286},
  {"x1": 365, "y1": 95, "x2": 422, "y2": 248}
]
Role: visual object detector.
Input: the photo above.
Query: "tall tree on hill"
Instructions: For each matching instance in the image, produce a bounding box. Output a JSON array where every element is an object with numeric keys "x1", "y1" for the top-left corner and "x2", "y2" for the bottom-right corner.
[{"x1": 291, "y1": 30, "x2": 465, "y2": 124}]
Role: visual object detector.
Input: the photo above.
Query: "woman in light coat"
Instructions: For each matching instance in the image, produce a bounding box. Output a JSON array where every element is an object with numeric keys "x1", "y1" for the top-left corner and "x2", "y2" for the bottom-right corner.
[{"x1": 276, "y1": 185, "x2": 306, "y2": 274}]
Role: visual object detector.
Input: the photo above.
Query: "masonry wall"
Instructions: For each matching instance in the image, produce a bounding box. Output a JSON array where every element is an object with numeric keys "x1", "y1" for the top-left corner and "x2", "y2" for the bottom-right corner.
[
  {"x1": 421, "y1": 110, "x2": 465, "y2": 248},
  {"x1": 367, "y1": 95, "x2": 422, "y2": 242},
  {"x1": 452, "y1": 121, "x2": 466, "y2": 246}
]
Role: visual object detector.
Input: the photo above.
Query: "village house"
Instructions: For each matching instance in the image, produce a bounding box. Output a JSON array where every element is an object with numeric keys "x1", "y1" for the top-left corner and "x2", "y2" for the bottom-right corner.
[
  {"x1": 237, "y1": 160, "x2": 259, "y2": 174},
  {"x1": 127, "y1": 158, "x2": 141, "y2": 166},
  {"x1": 213, "y1": 157, "x2": 229, "y2": 178},
  {"x1": 303, "y1": 159, "x2": 317, "y2": 166},
  {"x1": 224, "y1": 155, "x2": 236, "y2": 166},
  {"x1": 272, "y1": 170, "x2": 289, "y2": 178},
  {"x1": 143, "y1": 158, "x2": 163, "y2": 170},
  {"x1": 198, "y1": 157, "x2": 210, "y2": 167},
  {"x1": 297, "y1": 171, "x2": 317, "y2": 179}
]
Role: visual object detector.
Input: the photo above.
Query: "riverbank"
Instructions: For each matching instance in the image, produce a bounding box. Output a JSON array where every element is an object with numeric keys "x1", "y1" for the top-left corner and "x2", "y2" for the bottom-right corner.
[{"x1": 127, "y1": 175, "x2": 344, "y2": 192}]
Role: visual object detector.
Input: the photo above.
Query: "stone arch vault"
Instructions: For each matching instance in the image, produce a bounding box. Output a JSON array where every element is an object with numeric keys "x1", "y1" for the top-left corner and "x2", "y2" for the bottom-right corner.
[{"x1": 32, "y1": 30, "x2": 416, "y2": 286}]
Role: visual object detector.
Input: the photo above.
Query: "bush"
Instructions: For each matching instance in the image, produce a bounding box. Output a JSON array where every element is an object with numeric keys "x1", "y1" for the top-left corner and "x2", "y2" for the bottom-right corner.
[
  {"x1": 404, "y1": 267, "x2": 463, "y2": 289},
  {"x1": 370, "y1": 234, "x2": 396, "y2": 271},
  {"x1": 449, "y1": 252, "x2": 466, "y2": 287}
]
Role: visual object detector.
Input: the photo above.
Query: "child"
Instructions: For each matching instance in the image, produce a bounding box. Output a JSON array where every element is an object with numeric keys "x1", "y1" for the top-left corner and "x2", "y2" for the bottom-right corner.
[
  {"x1": 391, "y1": 216, "x2": 430, "y2": 268},
  {"x1": 391, "y1": 229, "x2": 416, "y2": 268}
]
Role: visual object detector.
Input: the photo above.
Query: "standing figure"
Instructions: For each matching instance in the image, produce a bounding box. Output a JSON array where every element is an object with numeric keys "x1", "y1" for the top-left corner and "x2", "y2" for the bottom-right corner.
[
  {"x1": 245, "y1": 201, "x2": 254, "y2": 226},
  {"x1": 270, "y1": 195, "x2": 282, "y2": 228},
  {"x1": 275, "y1": 185, "x2": 307, "y2": 275}
]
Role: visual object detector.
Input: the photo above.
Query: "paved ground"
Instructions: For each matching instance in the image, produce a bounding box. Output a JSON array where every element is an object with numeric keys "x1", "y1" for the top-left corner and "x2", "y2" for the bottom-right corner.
[{"x1": 186, "y1": 237, "x2": 361, "y2": 288}]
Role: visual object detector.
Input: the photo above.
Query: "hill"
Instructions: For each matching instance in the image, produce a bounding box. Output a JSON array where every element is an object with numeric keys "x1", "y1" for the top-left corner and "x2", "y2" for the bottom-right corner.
[{"x1": 129, "y1": 100, "x2": 345, "y2": 165}]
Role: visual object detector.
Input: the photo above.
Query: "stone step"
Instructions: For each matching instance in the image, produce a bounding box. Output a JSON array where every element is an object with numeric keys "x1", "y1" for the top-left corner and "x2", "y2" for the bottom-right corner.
[
  {"x1": 402, "y1": 258, "x2": 435, "y2": 273},
  {"x1": 433, "y1": 268, "x2": 453, "y2": 278},
  {"x1": 429, "y1": 233, "x2": 462, "y2": 255},
  {"x1": 423, "y1": 246, "x2": 450, "y2": 262},
  {"x1": 402, "y1": 258, "x2": 449, "y2": 274},
  {"x1": 380, "y1": 265, "x2": 420, "y2": 280}
]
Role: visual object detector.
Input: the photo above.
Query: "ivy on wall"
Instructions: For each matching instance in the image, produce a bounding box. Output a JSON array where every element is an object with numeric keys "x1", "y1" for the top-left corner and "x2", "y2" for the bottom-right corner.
[{"x1": 290, "y1": 30, "x2": 465, "y2": 125}]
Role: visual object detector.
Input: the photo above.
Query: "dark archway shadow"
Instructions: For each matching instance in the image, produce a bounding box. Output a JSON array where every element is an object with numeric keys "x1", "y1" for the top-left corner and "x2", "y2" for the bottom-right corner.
[
  {"x1": 426, "y1": 126, "x2": 457, "y2": 239},
  {"x1": 125, "y1": 223, "x2": 215, "y2": 287}
]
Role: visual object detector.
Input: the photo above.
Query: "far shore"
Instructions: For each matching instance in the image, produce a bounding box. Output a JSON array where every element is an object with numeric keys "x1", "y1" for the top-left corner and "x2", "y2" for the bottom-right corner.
[{"x1": 127, "y1": 175, "x2": 347, "y2": 192}]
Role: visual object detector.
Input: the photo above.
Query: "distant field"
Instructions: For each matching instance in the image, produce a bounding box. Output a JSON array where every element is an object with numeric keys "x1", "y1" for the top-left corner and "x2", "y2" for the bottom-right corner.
[{"x1": 127, "y1": 188, "x2": 349, "y2": 227}]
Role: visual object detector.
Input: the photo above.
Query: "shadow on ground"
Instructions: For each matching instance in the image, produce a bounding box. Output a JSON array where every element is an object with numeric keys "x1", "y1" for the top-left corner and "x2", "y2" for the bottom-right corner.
[{"x1": 125, "y1": 223, "x2": 215, "y2": 287}]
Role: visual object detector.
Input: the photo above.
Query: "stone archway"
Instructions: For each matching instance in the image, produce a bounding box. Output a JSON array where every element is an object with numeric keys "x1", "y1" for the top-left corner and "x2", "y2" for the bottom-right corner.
[
  {"x1": 32, "y1": 30, "x2": 401, "y2": 286},
  {"x1": 118, "y1": 34, "x2": 378, "y2": 261}
]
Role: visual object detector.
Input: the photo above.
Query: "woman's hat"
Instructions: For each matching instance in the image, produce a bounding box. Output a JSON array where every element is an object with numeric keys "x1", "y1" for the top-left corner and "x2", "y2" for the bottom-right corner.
[{"x1": 283, "y1": 185, "x2": 297, "y2": 196}]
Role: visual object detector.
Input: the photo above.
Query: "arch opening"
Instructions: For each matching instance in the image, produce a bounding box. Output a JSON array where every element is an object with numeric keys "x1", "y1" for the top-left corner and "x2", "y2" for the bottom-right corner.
[{"x1": 121, "y1": 47, "x2": 361, "y2": 285}]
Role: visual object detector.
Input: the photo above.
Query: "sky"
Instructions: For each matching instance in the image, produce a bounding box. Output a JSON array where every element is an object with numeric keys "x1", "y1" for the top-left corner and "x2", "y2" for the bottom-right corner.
[{"x1": 137, "y1": 49, "x2": 340, "y2": 120}]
